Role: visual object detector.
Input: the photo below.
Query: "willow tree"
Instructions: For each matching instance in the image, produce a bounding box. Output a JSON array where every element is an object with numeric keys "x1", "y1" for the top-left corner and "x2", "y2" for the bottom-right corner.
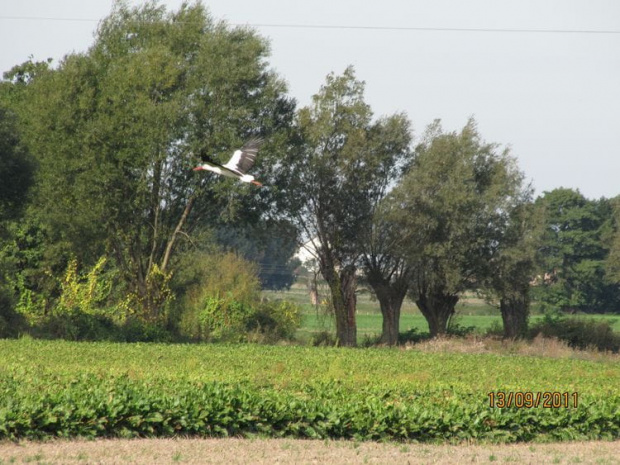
[
  {"x1": 10, "y1": 2, "x2": 295, "y2": 318},
  {"x1": 387, "y1": 119, "x2": 528, "y2": 337},
  {"x1": 482, "y1": 200, "x2": 541, "y2": 338},
  {"x1": 281, "y1": 67, "x2": 411, "y2": 346}
]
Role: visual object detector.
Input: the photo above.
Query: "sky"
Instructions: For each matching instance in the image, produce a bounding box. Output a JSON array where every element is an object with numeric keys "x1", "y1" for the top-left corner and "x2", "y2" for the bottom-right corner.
[{"x1": 1, "y1": 0, "x2": 619, "y2": 199}]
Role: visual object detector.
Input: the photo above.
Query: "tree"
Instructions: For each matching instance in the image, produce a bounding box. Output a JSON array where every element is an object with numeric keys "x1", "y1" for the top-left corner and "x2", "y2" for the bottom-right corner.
[
  {"x1": 0, "y1": 105, "x2": 35, "y2": 335},
  {"x1": 386, "y1": 119, "x2": 528, "y2": 337},
  {"x1": 483, "y1": 201, "x2": 541, "y2": 338},
  {"x1": 534, "y1": 188, "x2": 620, "y2": 313},
  {"x1": 8, "y1": 2, "x2": 296, "y2": 318},
  {"x1": 280, "y1": 66, "x2": 411, "y2": 346},
  {"x1": 605, "y1": 196, "x2": 620, "y2": 289},
  {"x1": 360, "y1": 118, "x2": 413, "y2": 345},
  {"x1": 0, "y1": 106, "x2": 34, "y2": 224}
]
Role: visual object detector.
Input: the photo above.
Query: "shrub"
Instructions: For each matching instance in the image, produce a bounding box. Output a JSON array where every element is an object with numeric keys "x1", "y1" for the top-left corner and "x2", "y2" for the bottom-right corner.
[
  {"x1": 398, "y1": 327, "x2": 427, "y2": 344},
  {"x1": 197, "y1": 296, "x2": 254, "y2": 342},
  {"x1": 246, "y1": 300, "x2": 301, "y2": 342},
  {"x1": 310, "y1": 330, "x2": 337, "y2": 347},
  {"x1": 529, "y1": 314, "x2": 620, "y2": 353},
  {"x1": 33, "y1": 312, "x2": 118, "y2": 341},
  {"x1": 177, "y1": 251, "x2": 262, "y2": 341},
  {"x1": 120, "y1": 316, "x2": 173, "y2": 343},
  {"x1": 55, "y1": 257, "x2": 114, "y2": 317}
]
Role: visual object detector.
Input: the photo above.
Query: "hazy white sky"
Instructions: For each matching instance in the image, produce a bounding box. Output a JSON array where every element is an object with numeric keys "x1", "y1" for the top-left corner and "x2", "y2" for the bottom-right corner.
[{"x1": 1, "y1": 0, "x2": 619, "y2": 199}]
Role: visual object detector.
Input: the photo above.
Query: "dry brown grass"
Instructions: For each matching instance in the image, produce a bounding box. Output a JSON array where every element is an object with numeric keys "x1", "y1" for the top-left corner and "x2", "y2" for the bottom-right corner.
[
  {"x1": 1, "y1": 438, "x2": 618, "y2": 464},
  {"x1": 407, "y1": 334, "x2": 620, "y2": 362}
]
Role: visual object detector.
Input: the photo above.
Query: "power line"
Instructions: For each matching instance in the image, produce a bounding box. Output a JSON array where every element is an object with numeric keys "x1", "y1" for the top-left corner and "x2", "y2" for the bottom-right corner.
[
  {"x1": 0, "y1": 15, "x2": 98, "y2": 23},
  {"x1": 241, "y1": 23, "x2": 620, "y2": 35},
  {"x1": 0, "y1": 15, "x2": 619, "y2": 35}
]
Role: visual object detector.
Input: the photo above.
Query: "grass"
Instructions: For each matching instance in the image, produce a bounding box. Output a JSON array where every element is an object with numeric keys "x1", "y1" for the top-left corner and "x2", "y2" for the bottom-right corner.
[{"x1": 263, "y1": 284, "x2": 620, "y2": 342}]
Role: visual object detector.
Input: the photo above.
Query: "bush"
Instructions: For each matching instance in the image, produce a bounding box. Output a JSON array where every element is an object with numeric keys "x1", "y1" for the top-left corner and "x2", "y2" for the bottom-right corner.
[
  {"x1": 529, "y1": 314, "x2": 620, "y2": 353},
  {"x1": 246, "y1": 300, "x2": 301, "y2": 342},
  {"x1": 0, "y1": 289, "x2": 25, "y2": 338},
  {"x1": 186, "y1": 296, "x2": 302, "y2": 343},
  {"x1": 119, "y1": 316, "x2": 173, "y2": 343},
  {"x1": 310, "y1": 330, "x2": 337, "y2": 347},
  {"x1": 398, "y1": 327, "x2": 428, "y2": 344},
  {"x1": 177, "y1": 251, "x2": 262, "y2": 340},
  {"x1": 33, "y1": 313, "x2": 118, "y2": 341},
  {"x1": 197, "y1": 296, "x2": 254, "y2": 342}
]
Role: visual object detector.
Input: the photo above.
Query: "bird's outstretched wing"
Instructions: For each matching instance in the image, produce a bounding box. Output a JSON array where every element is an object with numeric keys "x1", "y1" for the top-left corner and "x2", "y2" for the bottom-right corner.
[{"x1": 224, "y1": 137, "x2": 263, "y2": 174}]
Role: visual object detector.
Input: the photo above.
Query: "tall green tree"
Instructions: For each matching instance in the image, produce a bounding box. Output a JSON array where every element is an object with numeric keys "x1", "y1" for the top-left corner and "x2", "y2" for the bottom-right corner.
[
  {"x1": 360, "y1": 119, "x2": 412, "y2": 345},
  {"x1": 280, "y1": 66, "x2": 410, "y2": 346},
  {"x1": 386, "y1": 119, "x2": 528, "y2": 337},
  {"x1": 534, "y1": 188, "x2": 620, "y2": 313},
  {"x1": 8, "y1": 2, "x2": 296, "y2": 318},
  {"x1": 482, "y1": 200, "x2": 541, "y2": 338},
  {"x1": 0, "y1": 107, "x2": 34, "y2": 224}
]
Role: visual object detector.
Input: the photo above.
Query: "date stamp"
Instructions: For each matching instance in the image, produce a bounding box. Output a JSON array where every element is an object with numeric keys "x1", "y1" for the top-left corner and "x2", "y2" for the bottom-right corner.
[{"x1": 488, "y1": 391, "x2": 578, "y2": 408}]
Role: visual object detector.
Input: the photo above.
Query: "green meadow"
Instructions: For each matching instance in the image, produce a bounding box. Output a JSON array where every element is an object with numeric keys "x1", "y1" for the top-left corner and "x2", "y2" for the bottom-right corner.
[{"x1": 264, "y1": 285, "x2": 620, "y2": 342}]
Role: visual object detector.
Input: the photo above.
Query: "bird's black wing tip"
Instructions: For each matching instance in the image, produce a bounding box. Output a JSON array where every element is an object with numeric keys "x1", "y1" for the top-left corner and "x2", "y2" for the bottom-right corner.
[{"x1": 244, "y1": 136, "x2": 264, "y2": 148}]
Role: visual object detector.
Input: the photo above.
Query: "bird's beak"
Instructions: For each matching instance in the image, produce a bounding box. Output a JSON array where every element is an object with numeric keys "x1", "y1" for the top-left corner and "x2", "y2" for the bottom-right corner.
[
  {"x1": 192, "y1": 166, "x2": 204, "y2": 171},
  {"x1": 251, "y1": 180, "x2": 263, "y2": 187}
]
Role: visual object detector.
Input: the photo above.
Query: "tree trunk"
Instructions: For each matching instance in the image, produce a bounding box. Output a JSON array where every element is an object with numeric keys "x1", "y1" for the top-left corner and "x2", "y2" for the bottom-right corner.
[
  {"x1": 373, "y1": 285, "x2": 406, "y2": 345},
  {"x1": 322, "y1": 264, "x2": 357, "y2": 347},
  {"x1": 500, "y1": 293, "x2": 529, "y2": 339},
  {"x1": 416, "y1": 288, "x2": 459, "y2": 337}
]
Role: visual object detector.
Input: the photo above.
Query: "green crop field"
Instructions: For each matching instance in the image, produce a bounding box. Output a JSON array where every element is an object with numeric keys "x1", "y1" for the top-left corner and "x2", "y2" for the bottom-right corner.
[{"x1": 1, "y1": 339, "x2": 618, "y2": 443}]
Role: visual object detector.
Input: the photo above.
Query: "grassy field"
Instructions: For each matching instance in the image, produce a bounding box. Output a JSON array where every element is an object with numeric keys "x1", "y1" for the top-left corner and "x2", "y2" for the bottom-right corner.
[
  {"x1": 264, "y1": 284, "x2": 620, "y2": 342},
  {"x1": 1, "y1": 339, "x2": 619, "y2": 443}
]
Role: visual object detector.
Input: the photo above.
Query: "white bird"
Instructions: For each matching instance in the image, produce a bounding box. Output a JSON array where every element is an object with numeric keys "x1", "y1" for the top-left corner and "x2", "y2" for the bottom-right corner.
[{"x1": 193, "y1": 138, "x2": 263, "y2": 186}]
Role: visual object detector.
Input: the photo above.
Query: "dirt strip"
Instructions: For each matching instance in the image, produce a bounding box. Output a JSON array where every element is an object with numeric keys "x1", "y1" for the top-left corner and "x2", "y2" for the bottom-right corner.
[{"x1": 1, "y1": 438, "x2": 619, "y2": 464}]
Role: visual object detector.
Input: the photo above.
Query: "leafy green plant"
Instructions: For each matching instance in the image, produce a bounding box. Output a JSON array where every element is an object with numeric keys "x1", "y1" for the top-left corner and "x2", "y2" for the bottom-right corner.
[
  {"x1": 246, "y1": 300, "x2": 301, "y2": 341},
  {"x1": 197, "y1": 296, "x2": 254, "y2": 342},
  {"x1": 0, "y1": 340, "x2": 619, "y2": 442},
  {"x1": 55, "y1": 257, "x2": 113, "y2": 317}
]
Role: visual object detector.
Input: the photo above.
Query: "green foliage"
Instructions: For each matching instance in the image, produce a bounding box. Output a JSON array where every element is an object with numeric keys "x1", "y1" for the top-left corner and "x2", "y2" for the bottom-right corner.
[
  {"x1": 177, "y1": 251, "x2": 260, "y2": 339},
  {"x1": 0, "y1": 287, "x2": 25, "y2": 338},
  {"x1": 0, "y1": 340, "x2": 618, "y2": 442},
  {"x1": 534, "y1": 188, "x2": 620, "y2": 313},
  {"x1": 529, "y1": 314, "x2": 620, "y2": 352},
  {"x1": 55, "y1": 257, "x2": 113, "y2": 317},
  {"x1": 176, "y1": 251, "x2": 300, "y2": 342},
  {"x1": 0, "y1": 106, "x2": 34, "y2": 223},
  {"x1": 280, "y1": 66, "x2": 412, "y2": 346},
  {"x1": 197, "y1": 297, "x2": 254, "y2": 342},
  {"x1": 3, "y1": 2, "x2": 296, "y2": 318},
  {"x1": 386, "y1": 118, "x2": 529, "y2": 336},
  {"x1": 247, "y1": 300, "x2": 302, "y2": 341},
  {"x1": 604, "y1": 196, "x2": 620, "y2": 285},
  {"x1": 118, "y1": 263, "x2": 174, "y2": 324}
]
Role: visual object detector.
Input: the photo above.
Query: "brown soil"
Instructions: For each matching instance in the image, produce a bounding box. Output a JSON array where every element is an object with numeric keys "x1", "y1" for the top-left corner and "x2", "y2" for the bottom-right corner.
[{"x1": 1, "y1": 438, "x2": 618, "y2": 464}]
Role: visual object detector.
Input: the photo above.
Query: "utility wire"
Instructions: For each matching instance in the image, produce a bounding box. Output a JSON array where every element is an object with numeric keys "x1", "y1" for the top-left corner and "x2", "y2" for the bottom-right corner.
[
  {"x1": 242, "y1": 23, "x2": 620, "y2": 35},
  {"x1": 0, "y1": 15, "x2": 619, "y2": 34}
]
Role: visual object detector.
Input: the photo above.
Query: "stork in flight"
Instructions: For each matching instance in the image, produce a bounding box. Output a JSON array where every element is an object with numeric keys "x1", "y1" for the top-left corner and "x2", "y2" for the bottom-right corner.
[{"x1": 193, "y1": 137, "x2": 263, "y2": 186}]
